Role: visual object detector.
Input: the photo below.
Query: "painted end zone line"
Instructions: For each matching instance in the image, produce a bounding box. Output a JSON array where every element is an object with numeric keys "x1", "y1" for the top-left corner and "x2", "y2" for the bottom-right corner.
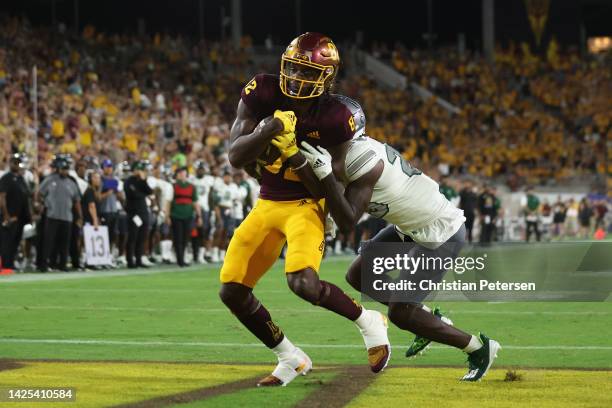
[{"x1": 0, "y1": 338, "x2": 611, "y2": 350}]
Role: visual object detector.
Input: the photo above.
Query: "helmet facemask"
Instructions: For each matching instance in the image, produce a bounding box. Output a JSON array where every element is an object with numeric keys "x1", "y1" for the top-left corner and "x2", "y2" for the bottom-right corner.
[{"x1": 280, "y1": 56, "x2": 335, "y2": 99}]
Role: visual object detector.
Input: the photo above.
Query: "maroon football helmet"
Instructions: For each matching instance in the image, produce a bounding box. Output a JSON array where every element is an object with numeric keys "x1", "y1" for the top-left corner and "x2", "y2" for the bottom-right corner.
[{"x1": 280, "y1": 32, "x2": 340, "y2": 99}]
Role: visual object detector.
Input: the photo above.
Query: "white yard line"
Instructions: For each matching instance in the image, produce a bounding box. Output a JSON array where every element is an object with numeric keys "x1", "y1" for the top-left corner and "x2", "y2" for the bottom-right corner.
[
  {"x1": 0, "y1": 256, "x2": 358, "y2": 284},
  {"x1": 0, "y1": 338, "x2": 610, "y2": 350},
  {"x1": 0, "y1": 304, "x2": 608, "y2": 315},
  {"x1": 0, "y1": 287, "x2": 286, "y2": 294},
  {"x1": 0, "y1": 267, "x2": 189, "y2": 283}
]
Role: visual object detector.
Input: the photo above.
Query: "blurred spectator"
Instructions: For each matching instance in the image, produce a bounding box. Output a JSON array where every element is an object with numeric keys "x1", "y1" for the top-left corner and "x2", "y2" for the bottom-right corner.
[
  {"x1": 0, "y1": 154, "x2": 31, "y2": 269},
  {"x1": 478, "y1": 185, "x2": 498, "y2": 244},
  {"x1": 167, "y1": 166, "x2": 200, "y2": 267},
  {"x1": 552, "y1": 196, "x2": 566, "y2": 239},
  {"x1": 578, "y1": 198, "x2": 593, "y2": 239},
  {"x1": 37, "y1": 157, "x2": 82, "y2": 272},
  {"x1": 459, "y1": 180, "x2": 478, "y2": 243},
  {"x1": 82, "y1": 172, "x2": 102, "y2": 229},
  {"x1": 99, "y1": 160, "x2": 122, "y2": 257},
  {"x1": 564, "y1": 198, "x2": 579, "y2": 238},
  {"x1": 124, "y1": 161, "x2": 153, "y2": 268},
  {"x1": 523, "y1": 187, "x2": 541, "y2": 242},
  {"x1": 190, "y1": 161, "x2": 215, "y2": 263},
  {"x1": 593, "y1": 200, "x2": 608, "y2": 231}
]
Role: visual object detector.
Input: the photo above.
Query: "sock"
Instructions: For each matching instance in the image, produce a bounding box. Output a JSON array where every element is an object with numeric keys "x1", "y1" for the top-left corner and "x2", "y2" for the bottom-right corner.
[
  {"x1": 421, "y1": 305, "x2": 432, "y2": 313},
  {"x1": 237, "y1": 303, "x2": 284, "y2": 348},
  {"x1": 354, "y1": 308, "x2": 372, "y2": 330},
  {"x1": 317, "y1": 281, "x2": 362, "y2": 321},
  {"x1": 463, "y1": 335, "x2": 483, "y2": 353},
  {"x1": 272, "y1": 336, "x2": 297, "y2": 360}
]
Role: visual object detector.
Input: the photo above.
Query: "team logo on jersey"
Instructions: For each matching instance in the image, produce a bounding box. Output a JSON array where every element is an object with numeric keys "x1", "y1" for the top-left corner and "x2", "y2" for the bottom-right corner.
[
  {"x1": 367, "y1": 202, "x2": 389, "y2": 218},
  {"x1": 307, "y1": 131, "x2": 320, "y2": 139}
]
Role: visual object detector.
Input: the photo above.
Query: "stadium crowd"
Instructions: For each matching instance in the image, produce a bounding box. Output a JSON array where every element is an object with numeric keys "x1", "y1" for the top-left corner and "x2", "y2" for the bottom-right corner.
[
  {"x1": 0, "y1": 16, "x2": 610, "y2": 271},
  {"x1": 366, "y1": 42, "x2": 610, "y2": 187}
]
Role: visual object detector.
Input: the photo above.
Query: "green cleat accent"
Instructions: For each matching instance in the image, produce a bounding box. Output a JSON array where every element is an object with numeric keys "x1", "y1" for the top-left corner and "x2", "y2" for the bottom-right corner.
[
  {"x1": 405, "y1": 306, "x2": 453, "y2": 358},
  {"x1": 460, "y1": 333, "x2": 501, "y2": 382}
]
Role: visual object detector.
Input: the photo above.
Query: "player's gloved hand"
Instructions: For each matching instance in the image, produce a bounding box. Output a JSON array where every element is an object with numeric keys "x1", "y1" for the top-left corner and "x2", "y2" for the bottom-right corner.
[
  {"x1": 271, "y1": 131, "x2": 299, "y2": 160},
  {"x1": 325, "y1": 214, "x2": 337, "y2": 239},
  {"x1": 274, "y1": 110, "x2": 297, "y2": 134},
  {"x1": 300, "y1": 141, "x2": 332, "y2": 180}
]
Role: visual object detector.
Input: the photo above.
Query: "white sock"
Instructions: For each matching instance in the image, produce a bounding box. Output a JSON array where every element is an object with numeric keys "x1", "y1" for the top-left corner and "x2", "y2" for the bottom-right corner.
[
  {"x1": 272, "y1": 337, "x2": 297, "y2": 359},
  {"x1": 421, "y1": 305, "x2": 432, "y2": 313},
  {"x1": 463, "y1": 335, "x2": 483, "y2": 353},
  {"x1": 354, "y1": 308, "x2": 371, "y2": 330}
]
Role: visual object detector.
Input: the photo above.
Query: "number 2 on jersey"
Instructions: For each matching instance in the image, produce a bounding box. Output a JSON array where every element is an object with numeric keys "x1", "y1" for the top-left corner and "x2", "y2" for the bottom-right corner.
[
  {"x1": 244, "y1": 79, "x2": 257, "y2": 95},
  {"x1": 384, "y1": 144, "x2": 422, "y2": 177}
]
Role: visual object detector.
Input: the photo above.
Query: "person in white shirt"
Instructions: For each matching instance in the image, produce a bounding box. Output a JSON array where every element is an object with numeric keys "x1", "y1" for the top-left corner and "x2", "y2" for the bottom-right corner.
[
  {"x1": 147, "y1": 164, "x2": 174, "y2": 264},
  {"x1": 211, "y1": 170, "x2": 237, "y2": 262},
  {"x1": 190, "y1": 161, "x2": 216, "y2": 263},
  {"x1": 231, "y1": 171, "x2": 249, "y2": 226}
]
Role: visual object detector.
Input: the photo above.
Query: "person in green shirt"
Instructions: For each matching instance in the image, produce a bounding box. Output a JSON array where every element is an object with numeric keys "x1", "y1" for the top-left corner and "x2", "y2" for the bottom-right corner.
[
  {"x1": 524, "y1": 187, "x2": 541, "y2": 242},
  {"x1": 439, "y1": 176, "x2": 458, "y2": 202},
  {"x1": 166, "y1": 167, "x2": 201, "y2": 267}
]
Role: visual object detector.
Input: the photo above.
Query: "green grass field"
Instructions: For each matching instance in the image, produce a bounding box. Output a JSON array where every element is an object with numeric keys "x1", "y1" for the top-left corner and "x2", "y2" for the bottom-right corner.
[{"x1": 1, "y1": 256, "x2": 611, "y2": 407}]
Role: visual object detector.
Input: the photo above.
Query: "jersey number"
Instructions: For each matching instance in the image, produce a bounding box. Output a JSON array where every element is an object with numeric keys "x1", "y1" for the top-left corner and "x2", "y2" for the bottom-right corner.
[
  {"x1": 244, "y1": 79, "x2": 257, "y2": 95},
  {"x1": 348, "y1": 116, "x2": 356, "y2": 132},
  {"x1": 384, "y1": 144, "x2": 422, "y2": 177}
]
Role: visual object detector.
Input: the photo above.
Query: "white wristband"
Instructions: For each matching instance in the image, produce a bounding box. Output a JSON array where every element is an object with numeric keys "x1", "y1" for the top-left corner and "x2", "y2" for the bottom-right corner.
[{"x1": 291, "y1": 159, "x2": 309, "y2": 171}]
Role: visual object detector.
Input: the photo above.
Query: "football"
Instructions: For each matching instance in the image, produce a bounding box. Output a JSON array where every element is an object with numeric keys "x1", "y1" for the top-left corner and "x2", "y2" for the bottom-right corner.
[
  {"x1": 257, "y1": 142, "x2": 282, "y2": 165},
  {"x1": 255, "y1": 115, "x2": 282, "y2": 165}
]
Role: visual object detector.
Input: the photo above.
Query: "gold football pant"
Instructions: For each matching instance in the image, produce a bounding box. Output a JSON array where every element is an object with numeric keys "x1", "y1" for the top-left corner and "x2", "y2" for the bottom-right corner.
[{"x1": 220, "y1": 198, "x2": 325, "y2": 288}]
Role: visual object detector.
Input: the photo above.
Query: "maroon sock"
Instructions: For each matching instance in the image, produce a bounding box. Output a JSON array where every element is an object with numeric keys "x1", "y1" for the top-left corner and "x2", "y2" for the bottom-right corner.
[
  {"x1": 316, "y1": 281, "x2": 362, "y2": 321},
  {"x1": 237, "y1": 303, "x2": 285, "y2": 348}
]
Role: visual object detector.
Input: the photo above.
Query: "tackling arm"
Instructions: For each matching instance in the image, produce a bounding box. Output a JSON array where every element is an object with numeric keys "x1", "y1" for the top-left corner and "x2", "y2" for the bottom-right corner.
[
  {"x1": 286, "y1": 153, "x2": 325, "y2": 199},
  {"x1": 320, "y1": 161, "x2": 383, "y2": 234},
  {"x1": 228, "y1": 100, "x2": 283, "y2": 169}
]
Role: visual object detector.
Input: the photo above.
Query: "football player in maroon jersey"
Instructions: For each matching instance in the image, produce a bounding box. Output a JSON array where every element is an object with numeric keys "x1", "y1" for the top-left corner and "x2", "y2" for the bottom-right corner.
[{"x1": 219, "y1": 33, "x2": 390, "y2": 386}]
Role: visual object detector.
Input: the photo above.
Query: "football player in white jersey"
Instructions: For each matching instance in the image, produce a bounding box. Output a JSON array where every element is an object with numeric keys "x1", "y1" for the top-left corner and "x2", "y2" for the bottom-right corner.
[
  {"x1": 301, "y1": 136, "x2": 500, "y2": 382},
  {"x1": 190, "y1": 161, "x2": 216, "y2": 263}
]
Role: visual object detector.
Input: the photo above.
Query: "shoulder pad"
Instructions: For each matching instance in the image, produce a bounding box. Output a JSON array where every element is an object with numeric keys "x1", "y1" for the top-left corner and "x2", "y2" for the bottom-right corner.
[
  {"x1": 331, "y1": 94, "x2": 366, "y2": 137},
  {"x1": 345, "y1": 137, "x2": 379, "y2": 182}
]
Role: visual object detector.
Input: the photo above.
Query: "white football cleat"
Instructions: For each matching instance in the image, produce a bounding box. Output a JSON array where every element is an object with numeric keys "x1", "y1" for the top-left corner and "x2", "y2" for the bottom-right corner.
[
  {"x1": 257, "y1": 347, "x2": 312, "y2": 387},
  {"x1": 356, "y1": 309, "x2": 391, "y2": 373}
]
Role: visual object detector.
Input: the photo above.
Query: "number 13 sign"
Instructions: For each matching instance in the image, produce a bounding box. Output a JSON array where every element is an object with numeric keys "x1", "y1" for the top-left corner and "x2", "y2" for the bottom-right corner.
[{"x1": 83, "y1": 225, "x2": 112, "y2": 266}]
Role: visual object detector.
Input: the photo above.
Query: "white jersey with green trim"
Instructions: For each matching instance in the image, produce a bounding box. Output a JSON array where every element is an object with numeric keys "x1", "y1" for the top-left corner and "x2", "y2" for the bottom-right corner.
[{"x1": 343, "y1": 136, "x2": 465, "y2": 247}]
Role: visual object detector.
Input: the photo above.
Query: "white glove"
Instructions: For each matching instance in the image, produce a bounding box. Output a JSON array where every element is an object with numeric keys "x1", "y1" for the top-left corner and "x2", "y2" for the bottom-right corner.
[
  {"x1": 300, "y1": 141, "x2": 332, "y2": 180},
  {"x1": 325, "y1": 214, "x2": 337, "y2": 239}
]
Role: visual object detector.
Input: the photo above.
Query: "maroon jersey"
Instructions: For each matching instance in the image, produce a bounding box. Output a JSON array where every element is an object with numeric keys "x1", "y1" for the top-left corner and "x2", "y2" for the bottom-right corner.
[{"x1": 241, "y1": 73, "x2": 366, "y2": 201}]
